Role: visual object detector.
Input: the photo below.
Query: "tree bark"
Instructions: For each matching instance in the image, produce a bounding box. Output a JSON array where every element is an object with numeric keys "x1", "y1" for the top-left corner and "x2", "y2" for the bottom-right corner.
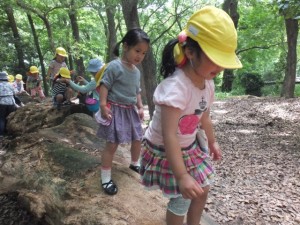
[
  {"x1": 27, "y1": 13, "x2": 49, "y2": 96},
  {"x1": 69, "y1": 0, "x2": 85, "y2": 77},
  {"x1": 281, "y1": 18, "x2": 298, "y2": 98},
  {"x1": 16, "y1": 0, "x2": 55, "y2": 53},
  {"x1": 121, "y1": 0, "x2": 157, "y2": 118},
  {"x1": 104, "y1": 1, "x2": 117, "y2": 62},
  {"x1": 222, "y1": 0, "x2": 239, "y2": 92},
  {"x1": 4, "y1": 6, "x2": 26, "y2": 76}
]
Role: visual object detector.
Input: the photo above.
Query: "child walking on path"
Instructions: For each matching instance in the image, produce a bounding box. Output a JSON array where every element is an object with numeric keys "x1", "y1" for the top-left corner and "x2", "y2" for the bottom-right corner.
[
  {"x1": 140, "y1": 6, "x2": 242, "y2": 225},
  {"x1": 97, "y1": 28, "x2": 150, "y2": 195},
  {"x1": 26, "y1": 66, "x2": 45, "y2": 101}
]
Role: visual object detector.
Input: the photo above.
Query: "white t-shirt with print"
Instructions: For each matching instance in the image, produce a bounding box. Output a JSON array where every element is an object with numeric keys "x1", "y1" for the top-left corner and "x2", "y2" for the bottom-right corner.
[{"x1": 144, "y1": 68, "x2": 214, "y2": 147}]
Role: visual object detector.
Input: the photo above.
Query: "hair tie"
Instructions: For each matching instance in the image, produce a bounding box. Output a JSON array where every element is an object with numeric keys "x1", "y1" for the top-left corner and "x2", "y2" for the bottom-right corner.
[
  {"x1": 173, "y1": 43, "x2": 187, "y2": 68},
  {"x1": 178, "y1": 31, "x2": 187, "y2": 45}
]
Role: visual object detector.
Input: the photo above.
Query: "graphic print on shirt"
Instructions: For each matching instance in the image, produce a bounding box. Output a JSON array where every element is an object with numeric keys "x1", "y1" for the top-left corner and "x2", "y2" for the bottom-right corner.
[{"x1": 178, "y1": 96, "x2": 208, "y2": 135}]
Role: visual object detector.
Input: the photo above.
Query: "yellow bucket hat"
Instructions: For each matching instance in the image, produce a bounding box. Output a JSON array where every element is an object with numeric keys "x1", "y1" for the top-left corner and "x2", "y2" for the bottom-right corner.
[
  {"x1": 29, "y1": 66, "x2": 39, "y2": 74},
  {"x1": 175, "y1": 6, "x2": 242, "y2": 69},
  {"x1": 16, "y1": 74, "x2": 23, "y2": 80},
  {"x1": 55, "y1": 47, "x2": 68, "y2": 57},
  {"x1": 59, "y1": 67, "x2": 71, "y2": 78},
  {"x1": 8, "y1": 75, "x2": 14, "y2": 83}
]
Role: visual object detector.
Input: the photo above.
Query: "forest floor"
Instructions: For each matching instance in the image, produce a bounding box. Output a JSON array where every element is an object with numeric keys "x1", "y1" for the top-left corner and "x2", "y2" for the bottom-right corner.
[{"x1": 204, "y1": 96, "x2": 300, "y2": 225}]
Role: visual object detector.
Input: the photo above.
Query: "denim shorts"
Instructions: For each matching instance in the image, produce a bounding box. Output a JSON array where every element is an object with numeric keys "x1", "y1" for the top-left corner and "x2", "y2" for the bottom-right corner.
[{"x1": 167, "y1": 196, "x2": 191, "y2": 216}]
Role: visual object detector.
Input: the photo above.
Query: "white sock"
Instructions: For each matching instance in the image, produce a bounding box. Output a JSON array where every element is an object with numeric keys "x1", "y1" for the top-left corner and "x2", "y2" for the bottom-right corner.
[
  {"x1": 130, "y1": 160, "x2": 140, "y2": 167},
  {"x1": 101, "y1": 168, "x2": 111, "y2": 184}
]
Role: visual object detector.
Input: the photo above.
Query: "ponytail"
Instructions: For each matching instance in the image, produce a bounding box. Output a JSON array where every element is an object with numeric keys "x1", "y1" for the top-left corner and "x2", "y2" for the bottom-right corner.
[
  {"x1": 113, "y1": 41, "x2": 122, "y2": 57},
  {"x1": 160, "y1": 39, "x2": 178, "y2": 79},
  {"x1": 160, "y1": 37, "x2": 202, "y2": 79}
]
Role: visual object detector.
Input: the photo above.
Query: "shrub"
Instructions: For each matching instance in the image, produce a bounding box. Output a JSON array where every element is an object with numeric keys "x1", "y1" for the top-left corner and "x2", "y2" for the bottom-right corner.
[{"x1": 240, "y1": 72, "x2": 264, "y2": 96}]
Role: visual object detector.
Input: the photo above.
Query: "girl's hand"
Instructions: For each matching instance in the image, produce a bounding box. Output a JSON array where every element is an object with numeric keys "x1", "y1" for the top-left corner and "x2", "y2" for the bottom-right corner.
[
  {"x1": 100, "y1": 104, "x2": 112, "y2": 120},
  {"x1": 77, "y1": 76, "x2": 84, "y2": 82},
  {"x1": 177, "y1": 173, "x2": 204, "y2": 199},
  {"x1": 137, "y1": 107, "x2": 144, "y2": 120},
  {"x1": 208, "y1": 142, "x2": 222, "y2": 161}
]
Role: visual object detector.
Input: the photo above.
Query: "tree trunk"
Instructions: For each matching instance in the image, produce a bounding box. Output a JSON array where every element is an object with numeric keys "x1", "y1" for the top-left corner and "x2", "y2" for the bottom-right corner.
[
  {"x1": 281, "y1": 18, "x2": 298, "y2": 98},
  {"x1": 121, "y1": 0, "x2": 157, "y2": 118},
  {"x1": 16, "y1": 0, "x2": 55, "y2": 53},
  {"x1": 27, "y1": 13, "x2": 49, "y2": 96},
  {"x1": 69, "y1": 0, "x2": 85, "y2": 77},
  {"x1": 4, "y1": 6, "x2": 26, "y2": 76},
  {"x1": 104, "y1": 1, "x2": 117, "y2": 62},
  {"x1": 221, "y1": 0, "x2": 239, "y2": 92}
]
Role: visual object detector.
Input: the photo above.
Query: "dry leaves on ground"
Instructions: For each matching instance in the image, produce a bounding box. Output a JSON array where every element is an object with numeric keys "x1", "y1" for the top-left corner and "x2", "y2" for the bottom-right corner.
[{"x1": 206, "y1": 97, "x2": 300, "y2": 225}]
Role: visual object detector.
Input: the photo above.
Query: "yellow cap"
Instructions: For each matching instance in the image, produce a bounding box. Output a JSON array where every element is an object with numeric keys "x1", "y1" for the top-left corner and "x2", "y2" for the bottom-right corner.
[
  {"x1": 16, "y1": 74, "x2": 23, "y2": 80},
  {"x1": 59, "y1": 67, "x2": 71, "y2": 78},
  {"x1": 29, "y1": 66, "x2": 39, "y2": 74},
  {"x1": 8, "y1": 75, "x2": 14, "y2": 83},
  {"x1": 55, "y1": 47, "x2": 68, "y2": 57},
  {"x1": 183, "y1": 6, "x2": 242, "y2": 69}
]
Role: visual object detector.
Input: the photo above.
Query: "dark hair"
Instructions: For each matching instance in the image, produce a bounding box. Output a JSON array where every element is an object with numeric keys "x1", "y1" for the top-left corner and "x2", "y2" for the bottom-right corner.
[
  {"x1": 52, "y1": 74, "x2": 62, "y2": 86},
  {"x1": 113, "y1": 28, "x2": 150, "y2": 57},
  {"x1": 160, "y1": 37, "x2": 202, "y2": 79}
]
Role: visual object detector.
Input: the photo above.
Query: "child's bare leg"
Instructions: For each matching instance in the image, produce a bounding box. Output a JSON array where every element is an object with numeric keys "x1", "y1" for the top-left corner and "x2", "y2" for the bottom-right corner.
[
  {"x1": 166, "y1": 210, "x2": 185, "y2": 225},
  {"x1": 130, "y1": 140, "x2": 141, "y2": 162},
  {"x1": 101, "y1": 142, "x2": 118, "y2": 168},
  {"x1": 56, "y1": 94, "x2": 64, "y2": 104},
  {"x1": 186, "y1": 186, "x2": 210, "y2": 225},
  {"x1": 65, "y1": 88, "x2": 73, "y2": 101}
]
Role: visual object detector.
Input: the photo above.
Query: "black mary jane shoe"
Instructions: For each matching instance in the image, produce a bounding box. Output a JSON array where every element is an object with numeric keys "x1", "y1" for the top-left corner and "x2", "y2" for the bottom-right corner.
[
  {"x1": 129, "y1": 164, "x2": 140, "y2": 174},
  {"x1": 102, "y1": 180, "x2": 118, "y2": 195}
]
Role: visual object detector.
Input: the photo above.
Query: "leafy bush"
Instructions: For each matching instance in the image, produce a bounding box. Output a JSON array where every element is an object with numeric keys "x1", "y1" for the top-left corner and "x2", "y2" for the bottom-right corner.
[{"x1": 240, "y1": 72, "x2": 264, "y2": 96}]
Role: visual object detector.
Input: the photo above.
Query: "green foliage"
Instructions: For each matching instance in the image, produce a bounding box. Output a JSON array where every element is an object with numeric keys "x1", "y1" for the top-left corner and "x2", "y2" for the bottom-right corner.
[
  {"x1": 295, "y1": 84, "x2": 300, "y2": 96},
  {"x1": 277, "y1": 0, "x2": 300, "y2": 19},
  {"x1": 240, "y1": 72, "x2": 264, "y2": 96}
]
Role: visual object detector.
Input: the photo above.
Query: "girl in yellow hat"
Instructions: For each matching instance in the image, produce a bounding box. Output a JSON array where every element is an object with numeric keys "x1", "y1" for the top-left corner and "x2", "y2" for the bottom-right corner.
[
  {"x1": 140, "y1": 6, "x2": 242, "y2": 225},
  {"x1": 47, "y1": 47, "x2": 69, "y2": 86},
  {"x1": 13, "y1": 74, "x2": 29, "y2": 96},
  {"x1": 52, "y1": 67, "x2": 73, "y2": 109},
  {"x1": 26, "y1": 66, "x2": 45, "y2": 101}
]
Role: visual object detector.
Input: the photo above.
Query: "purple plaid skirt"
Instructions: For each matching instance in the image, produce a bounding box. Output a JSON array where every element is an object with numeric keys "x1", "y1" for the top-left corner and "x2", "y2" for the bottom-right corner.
[
  {"x1": 97, "y1": 102, "x2": 143, "y2": 144},
  {"x1": 140, "y1": 139, "x2": 215, "y2": 197}
]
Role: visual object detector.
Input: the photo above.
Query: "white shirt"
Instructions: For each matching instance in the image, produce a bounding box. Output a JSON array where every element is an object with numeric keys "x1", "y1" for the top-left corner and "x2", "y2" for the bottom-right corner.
[{"x1": 144, "y1": 68, "x2": 214, "y2": 147}]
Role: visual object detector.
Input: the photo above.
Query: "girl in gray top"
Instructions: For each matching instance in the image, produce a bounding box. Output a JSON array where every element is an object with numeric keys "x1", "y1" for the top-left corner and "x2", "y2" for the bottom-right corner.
[{"x1": 97, "y1": 28, "x2": 150, "y2": 195}]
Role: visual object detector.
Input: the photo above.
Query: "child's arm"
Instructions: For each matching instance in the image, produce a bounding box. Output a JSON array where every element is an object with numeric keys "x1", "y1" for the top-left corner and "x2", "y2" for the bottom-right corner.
[
  {"x1": 161, "y1": 105, "x2": 204, "y2": 199},
  {"x1": 136, "y1": 93, "x2": 144, "y2": 120},
  {"x1": 99, "y1": 84, "x2": 111, "y2": 120},
  {"x1": 46, "y1": 67, "x2": 52, "y2": 80},
  {"x1": 200, "y1": 109, "x2": 222, "y2": 161}
]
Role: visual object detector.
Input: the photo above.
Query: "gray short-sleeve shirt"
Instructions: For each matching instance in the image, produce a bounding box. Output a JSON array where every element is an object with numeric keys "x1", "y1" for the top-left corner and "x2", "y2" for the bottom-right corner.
[{"x1": 100, "y1": 59, "x2": 141, "y2": 105}]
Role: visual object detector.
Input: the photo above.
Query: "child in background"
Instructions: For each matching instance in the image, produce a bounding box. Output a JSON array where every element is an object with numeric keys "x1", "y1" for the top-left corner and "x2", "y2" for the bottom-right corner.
[
  {"x1": 47, "y1": 47, "x2": 68, "y2": 86},
  {"x1": 26, "y1": 66, "x2": 45, "y2": 101},
  {"x1": 97, "y1": 28, "x2": 150, "y2": 195},
  {"x1": 13, "y1": 74, "x2": 29, "y2": 96},
  {"x1": 52, "y1": 67, "x2": 73, "y2": 109},
  {"x1": 140, "y1": 6, "x2": 242, "y2": 225},
  {"x1": 61, "y1": 58, "x2": 103, "y2": 106},
  {"x1": 0, "y1": 72, "x2": 16, "y2": 143},
  {"x1": 8, "y1": 74, "x2": 25, "y2": 107}
]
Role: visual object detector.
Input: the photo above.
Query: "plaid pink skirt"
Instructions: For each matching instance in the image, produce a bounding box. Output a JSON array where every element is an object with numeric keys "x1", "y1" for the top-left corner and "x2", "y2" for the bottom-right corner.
[{"x1": 140, "y1": 139, "x2": 215, "y2": 197}]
